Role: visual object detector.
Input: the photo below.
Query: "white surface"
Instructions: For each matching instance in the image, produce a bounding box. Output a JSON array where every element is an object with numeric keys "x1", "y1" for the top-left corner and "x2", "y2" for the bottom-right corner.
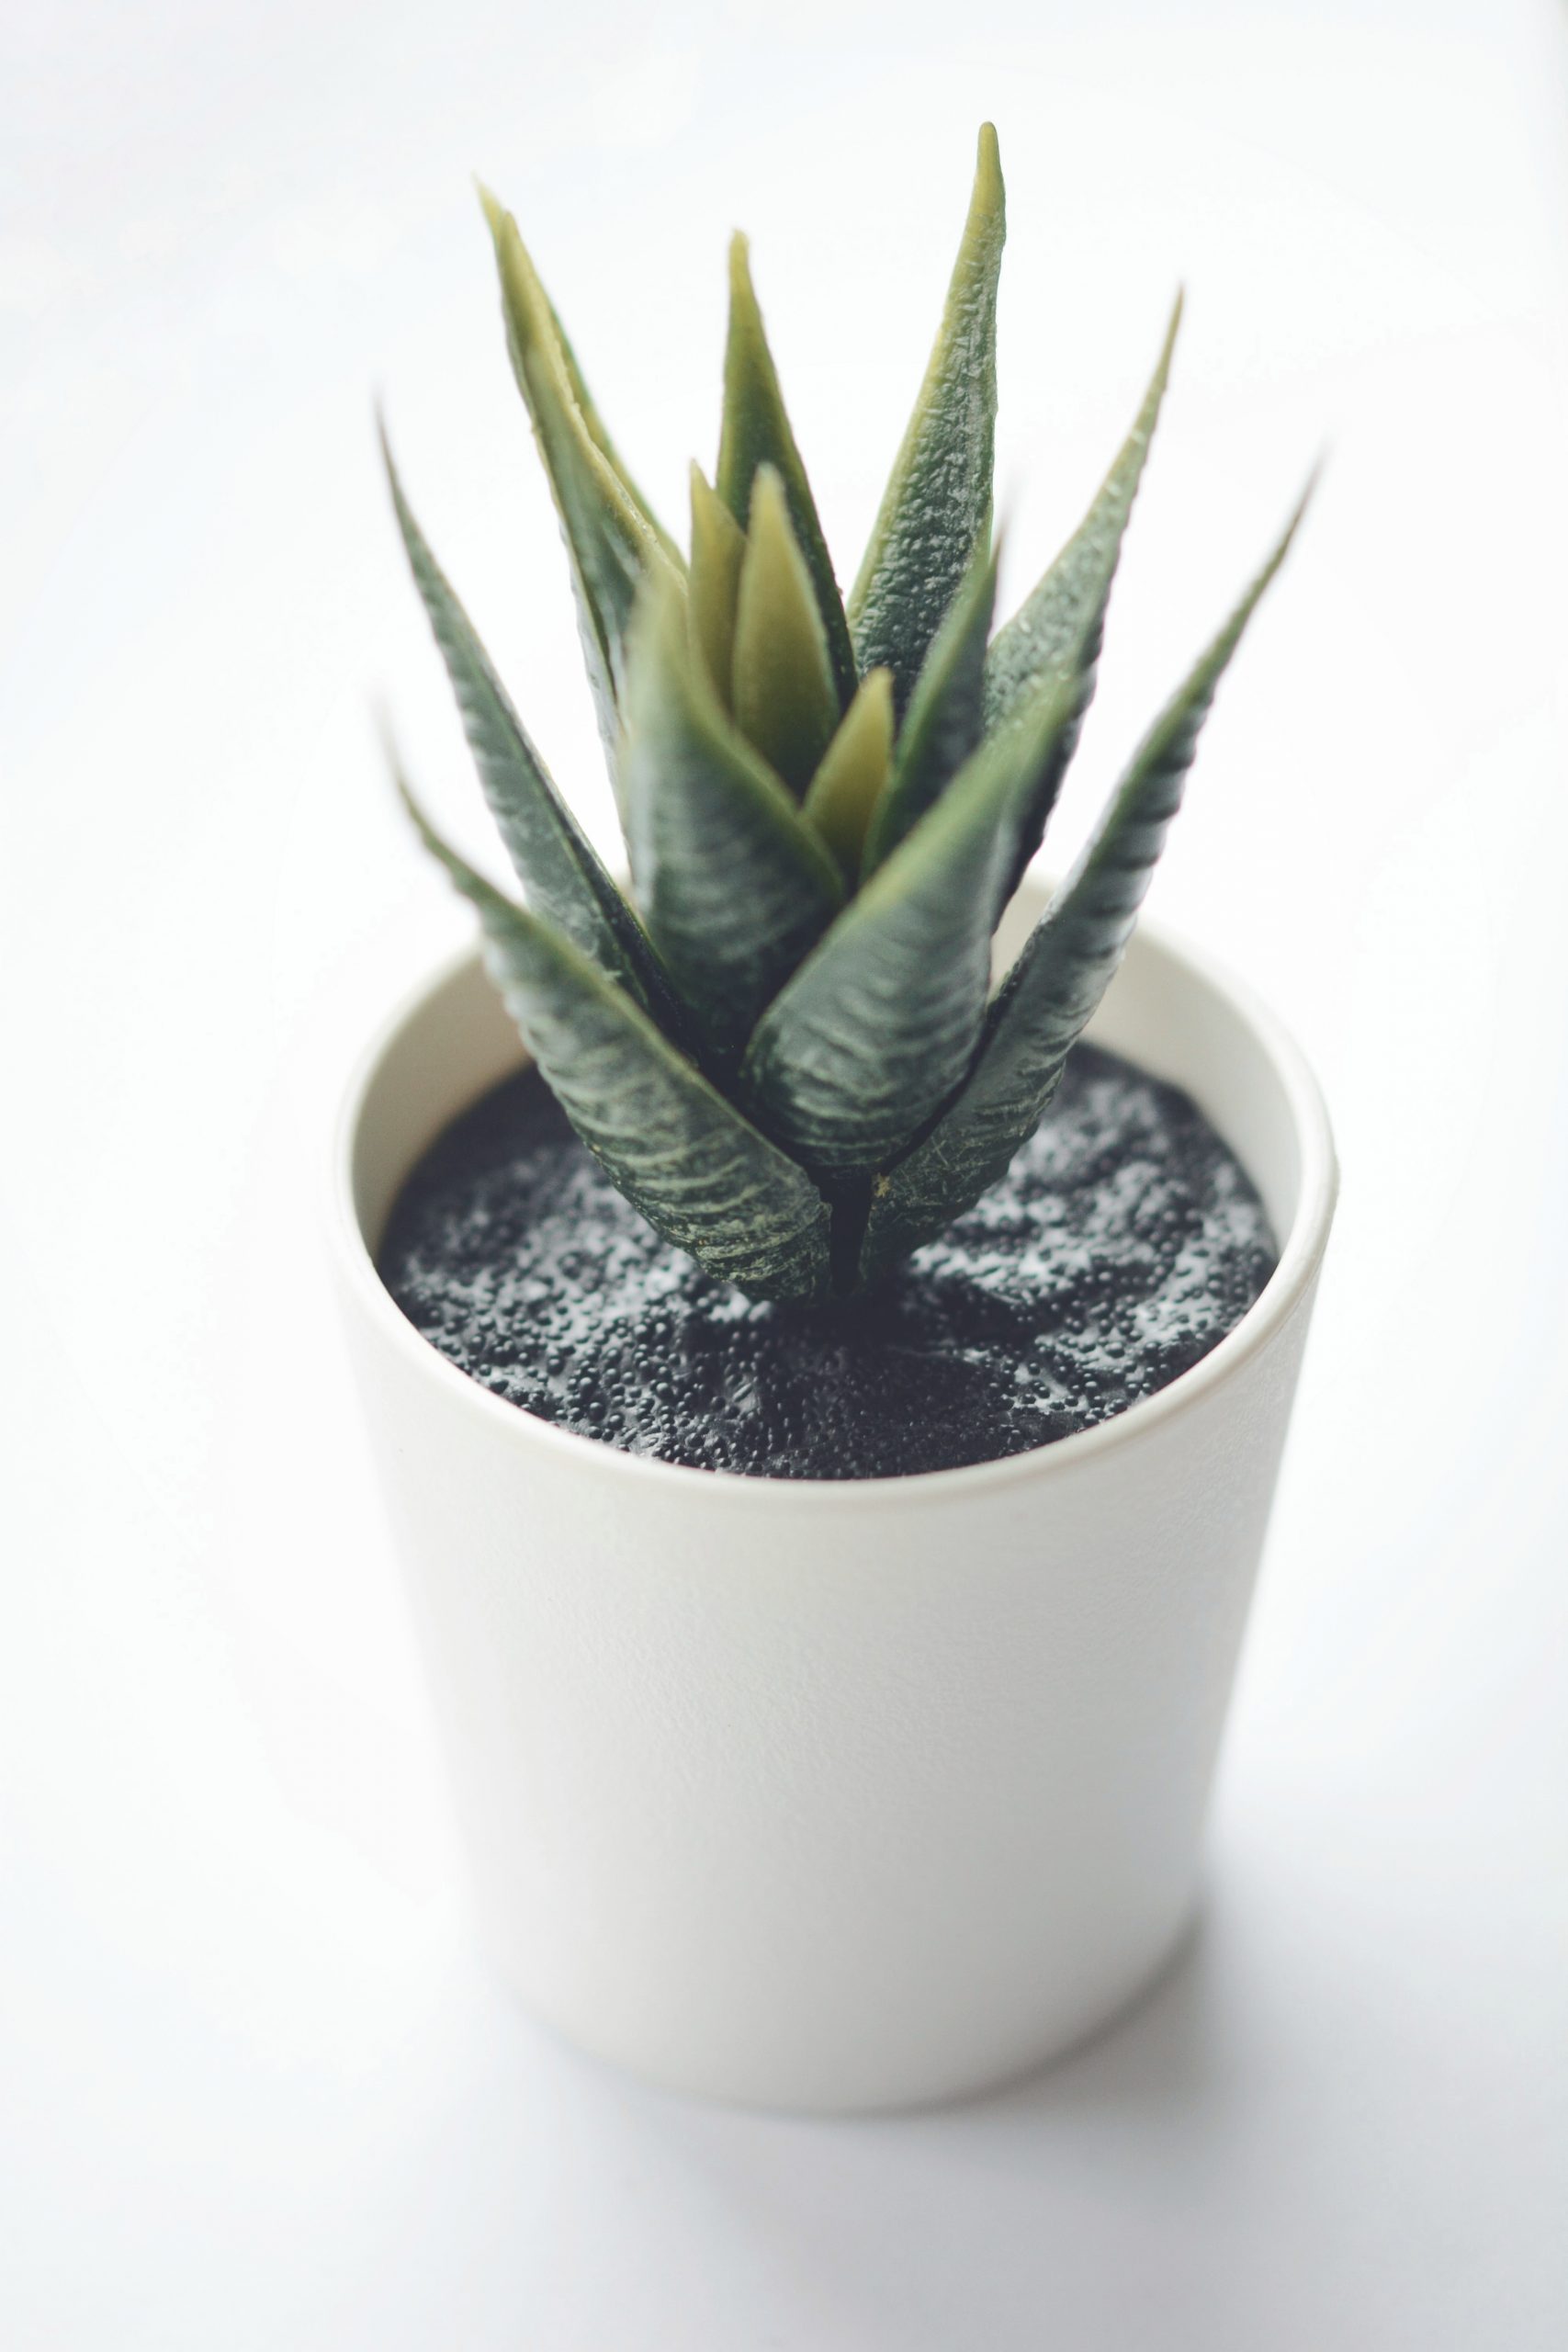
[
  {"x1": 2, "y1": 0, "x2": 1565, "y2": 2337},
  {"x1": 334, "y1": 904, "x2": 1332, "y2": 2109}
]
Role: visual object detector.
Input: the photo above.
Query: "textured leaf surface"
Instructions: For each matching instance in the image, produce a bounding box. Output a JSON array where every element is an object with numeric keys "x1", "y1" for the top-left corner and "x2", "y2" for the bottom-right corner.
[
  {"x1": 730, "y1": 467, "x2": 840, "y2": 796},
  {"x1": 399, "y1": 779, "x2": 833, "y2": 1303},
  {"x1": 742, "y1": 668, "x2": 1077, "y2": 1176},
  {"x1": 862, "y1": 480, "x2": 1314, "y2": 1279},
  {"x1": 481, "y1": 190, "x2": 672, "y2": 763},
  {"x1": 984, "y1": 293, "x2": 1182, "y2": 738},
  {"x1": 848, "y1": 124, "x2": 1005, "y2": 714},
  {"x1": 716, "y1": 233, "x2": 857, "y2": 707},
  {"x1": 861, "y1": 538, "x2": 998, "y2": 874},
  {"x1": 801, "y1": 668, "x2": 894, "y2": 876},
  {"x1": 620, "y1": 577, "x2": 843, "y2": 1064},
  {"x1": 381, "y1": 427, "x2": 674, "y2": 1023},
  {"x1": 687, "y1": 463, "x2": 746, "y2": 709}
]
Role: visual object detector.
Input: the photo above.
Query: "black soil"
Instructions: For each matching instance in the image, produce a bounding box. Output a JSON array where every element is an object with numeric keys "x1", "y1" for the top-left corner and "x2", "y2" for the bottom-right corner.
[{"x1": 378, "y1": 1046, "x2": 1277, "y2": 1480}]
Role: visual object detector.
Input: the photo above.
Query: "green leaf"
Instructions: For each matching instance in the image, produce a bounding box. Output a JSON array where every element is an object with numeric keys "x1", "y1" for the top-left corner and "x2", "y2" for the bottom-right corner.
[
  {"x1": 984, "y1": 291, "x2": 1182, "y2": 733},
  {"x1": 687, "y1": 462, "x2": 746, "y2": 710},
  {"x1": 802, "y1": 668, "x2": 895, "y2": 876},
  {"x1": 979, "y1": 295, "x2": 1184, "y2": 907},
  {"x1": 380, "y1": 424, "x2": 679, "y2": 1030},
  {"x1": 730, "y1": 466, "x2": 841, "y2": 796},
  {"x1": 847, "y1": 124, "x2": 1005, "y2": 715},
  {"x1": 716, "y1": 232, "x2": 857, "y2": 707},
  {"x1": 861, "y1": 475, "x2": 1315, "y2": 1281},
  {"x1": 540, "y1": 286, "x2": 683, "y2": 566},
  {"x1": 479, "y1": 189, "x2": 676, "y2": 766},
  {"x1": 741, "y1": 665, "x2": 1077, "y2": 1177},
  {"x1": 619, "y1": 573, "x2": 844, "y2": 1066},
  {"x1": 860, "y1": 537, "x2": 998, "y2": 875},
  {"x1": 396, "y1": 772, "x2": 833, "y2": 1304}
]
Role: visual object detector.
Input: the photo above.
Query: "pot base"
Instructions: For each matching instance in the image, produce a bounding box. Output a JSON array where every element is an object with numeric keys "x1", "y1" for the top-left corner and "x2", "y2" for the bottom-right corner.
[{"x1": 479, "y1": 1882, "x2": 1201, "y2": 2115}]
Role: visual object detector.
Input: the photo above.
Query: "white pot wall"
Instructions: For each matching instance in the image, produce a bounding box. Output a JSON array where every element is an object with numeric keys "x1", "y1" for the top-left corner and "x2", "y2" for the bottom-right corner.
[{"x1": 333, "y1": 885, "x2": 1336, "y2": 2112}]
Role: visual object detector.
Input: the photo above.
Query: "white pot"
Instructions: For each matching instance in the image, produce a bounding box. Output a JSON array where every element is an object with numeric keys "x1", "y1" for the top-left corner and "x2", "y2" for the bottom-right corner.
[{"x1": 332, "y1": 881, "x2": 1336, "y2": 2112}]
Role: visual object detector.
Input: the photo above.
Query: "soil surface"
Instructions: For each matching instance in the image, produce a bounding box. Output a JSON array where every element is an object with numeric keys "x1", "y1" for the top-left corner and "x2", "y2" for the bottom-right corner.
[{"x1": 378, "y1": 1046, "x2": 1277, "y2": 1480}]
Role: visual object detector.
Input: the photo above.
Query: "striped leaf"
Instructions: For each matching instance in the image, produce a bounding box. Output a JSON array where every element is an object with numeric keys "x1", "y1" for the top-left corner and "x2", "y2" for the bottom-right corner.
[
  {"x1": 847, "y1": 124, "x2": 1005, "y2": 714},
  {"x1": 861, "y1": 478, "x2": 1314, "y2": 1279},
  {"x1": 619, "y1": 575, "x2": 844, "y2": 1066},
  {"x1": 860, "y1": 537, "x2": 998, "y2": 874},
  {"x1": 380, "y1": 425, "x2": 678, "y2": 1029},
  {"x1": 984, "y1": 292, "x2": 1182, "y2": 730},
  {"x1": 398, "y1": 775, "x2": 833, "y2": 1303},
  {"x1": 741, "y1": 666, "x2": 1078, "y2": 1177}
]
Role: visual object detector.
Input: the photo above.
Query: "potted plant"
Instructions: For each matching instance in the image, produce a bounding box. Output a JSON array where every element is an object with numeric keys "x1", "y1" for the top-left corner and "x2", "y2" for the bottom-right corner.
[{"x1": 333, "y1": 126, "x2": 1337, "y2": 2111}]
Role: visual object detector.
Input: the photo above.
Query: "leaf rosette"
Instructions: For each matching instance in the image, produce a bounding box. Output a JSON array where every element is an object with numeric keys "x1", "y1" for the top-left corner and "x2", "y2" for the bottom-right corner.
[{"x1": 384, "y1": 127, "x2": 1311, "y2": 1302}]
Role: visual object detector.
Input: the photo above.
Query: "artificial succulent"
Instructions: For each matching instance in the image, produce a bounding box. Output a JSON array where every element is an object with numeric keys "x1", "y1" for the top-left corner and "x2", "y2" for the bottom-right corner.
[{"x1": 384, "y1": 124, "x2": 1309, "y2": 1304}]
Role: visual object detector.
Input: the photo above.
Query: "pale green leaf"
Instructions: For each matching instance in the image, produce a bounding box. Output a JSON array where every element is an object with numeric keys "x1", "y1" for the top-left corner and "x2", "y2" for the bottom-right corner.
[
  {"x1": 730, "y1": 466, "x2": 840, "y2": 796},
  {"x1": 716, "y1": 232, "x2": 857, "y2": 707},
  {"x1": 687, "y1": 462, "x2": 746, "y2": 710},
  {"x1": 480, "y1": 189, "x2": 676, "y2": 767},
  {"x1": 801, "y1": 668, "x2": 895, "y2": 876}
]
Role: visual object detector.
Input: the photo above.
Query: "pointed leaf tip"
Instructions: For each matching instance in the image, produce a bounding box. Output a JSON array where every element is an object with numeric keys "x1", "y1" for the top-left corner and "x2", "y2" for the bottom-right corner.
[
  {"x1": 481, "y1": 191, "x2": 680, "y2": 771},
  {"x1": 802, "y1": 667, "x2": 895, "y2": 876},
  {"x1": 716, "y1": 233, "x2": 857, "y2": 707},
  {"x1": 378, "y1": 425, "x2": 680, "y2": 1027},
  {"x1": 860, "y1": 480, "x2": 1314, "y2": 1280},
  {"x1": 849, "y1": 126, "x2": 1006, "y2": 712},
  {"x1": 730, "y1": 463, "x2": 841, "y2": 795},
  {"x1": 687, "y1": 460, "x2": 747, "y2": 708}
]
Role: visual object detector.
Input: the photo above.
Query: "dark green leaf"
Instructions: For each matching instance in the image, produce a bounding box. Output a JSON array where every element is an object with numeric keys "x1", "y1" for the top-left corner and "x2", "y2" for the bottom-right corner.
[
  {"x1": 860, "y1": 537, "x2": 998, "y2": 875},
  {"x1": 801, "y1": 668, "x2": 895, "y2": 877},
  {"x1": 984, "y1": 292, "x2": 1182, "y2": 732},
  {"x1": 619, "y1": 574, "x2": 844, "y2": 1065},
  {"x1": 380, "y1": 424, "x2": 679, "y2": 1029},
  {"x1": 397, "y1": 772, "x2": 833, "y2": 1304},
  {"x1": 980, "y1": 295, "x2": 1183, "y2": 904},
  {"x1": 861, "y1": 476, "x2": 1314, "y2": 1280},
  {"x1": 848, "y1": 124, "x2": 1005, "y2": 714},
  {"x1": 730, "y1": 466, "x2": 840, "y2": 796},
  {"x1": 688, "y1": 462, "x2": 746, "y2": 710},
  {"x1": 479, "y1": 189, "x2": 676, "y2": 767},
  {"x1": 716, "y1": 232, "x2": 857, "y2": 708},
  {"x1": 741, "y1": 665, "x2": 1077, "y2": 1177}
]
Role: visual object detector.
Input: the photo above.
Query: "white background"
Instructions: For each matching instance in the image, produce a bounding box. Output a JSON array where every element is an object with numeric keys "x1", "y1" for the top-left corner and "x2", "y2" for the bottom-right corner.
[{"x1": 4, "y1": 1, "x2": 1567, "y2": 2343}]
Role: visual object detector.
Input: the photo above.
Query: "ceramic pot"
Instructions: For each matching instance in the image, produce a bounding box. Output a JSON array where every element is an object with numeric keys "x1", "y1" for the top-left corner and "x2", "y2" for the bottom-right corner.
[{"x1": 333, "y1": 879, "x2": 1336, "y2": 2111}]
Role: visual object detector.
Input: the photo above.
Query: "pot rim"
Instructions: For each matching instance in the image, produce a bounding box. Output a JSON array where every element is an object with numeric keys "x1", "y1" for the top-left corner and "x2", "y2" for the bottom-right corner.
[{"x1": 331, "y1": 905, "x2": 1337, "y2": 1508}]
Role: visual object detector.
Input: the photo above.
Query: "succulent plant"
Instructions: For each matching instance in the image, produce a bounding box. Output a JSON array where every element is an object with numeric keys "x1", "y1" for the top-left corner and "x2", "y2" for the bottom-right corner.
[{"x1": 384, "y1": 124, "x2": 1310, "y2": 1305}]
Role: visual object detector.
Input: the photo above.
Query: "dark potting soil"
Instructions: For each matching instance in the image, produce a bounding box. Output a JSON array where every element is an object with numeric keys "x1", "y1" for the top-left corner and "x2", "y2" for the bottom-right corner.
[{"x1": 378, "y1": 1046, "x2": 1277, "y2": 1480}]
